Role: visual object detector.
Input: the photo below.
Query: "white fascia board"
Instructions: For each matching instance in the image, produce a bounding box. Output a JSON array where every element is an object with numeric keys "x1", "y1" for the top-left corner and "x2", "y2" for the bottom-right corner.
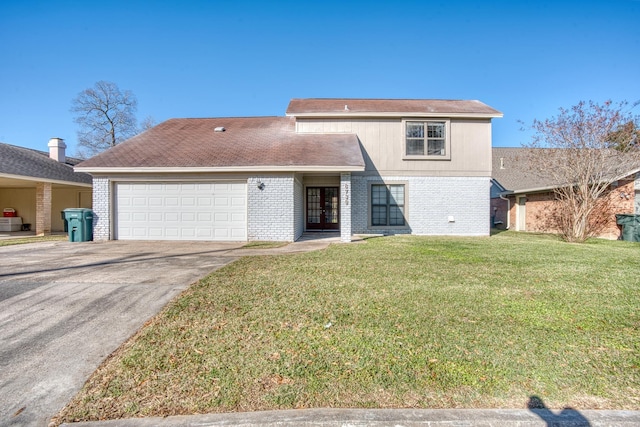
[
  {"x1": 613, "y1": 166, "x2": 640, "y2": 182},
  {"x1": 74, "y1": 165, "x2": 366, "y2": 174},
  {"x1": 0, "y1": 172, "x2": 92, "y2": 187},
  {"x1": 506, "y1": 185, "x2": 563, "y2": 194},
  {"x1": 287, "y1": 112, "x2": 504, "y2": 119},
  {"x1": 508, "y1": 168, "x2": 640, "y2": 195}
]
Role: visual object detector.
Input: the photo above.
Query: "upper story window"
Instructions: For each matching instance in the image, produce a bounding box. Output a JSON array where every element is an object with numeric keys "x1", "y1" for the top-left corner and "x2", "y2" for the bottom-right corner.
[{"x1": 404, "y1": 120, "x2": 451, "y2": 160}]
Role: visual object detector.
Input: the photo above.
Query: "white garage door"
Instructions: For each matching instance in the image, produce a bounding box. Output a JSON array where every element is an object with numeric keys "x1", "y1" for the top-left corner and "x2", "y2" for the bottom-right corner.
[{"x1": 115, "y1": 182, "x2": 247, "y2": 241}]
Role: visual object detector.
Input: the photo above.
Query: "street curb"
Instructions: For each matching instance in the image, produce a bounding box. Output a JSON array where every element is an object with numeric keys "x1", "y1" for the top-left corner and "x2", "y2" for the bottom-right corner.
[{"x1": 61, "y1": 408, "x2": 640, "y2": 426}]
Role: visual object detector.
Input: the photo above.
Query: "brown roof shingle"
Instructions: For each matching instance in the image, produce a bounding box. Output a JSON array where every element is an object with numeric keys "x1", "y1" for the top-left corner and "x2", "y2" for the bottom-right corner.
[
  {"x1": 286, "y1": 98, "x2": 503, "y2": 117},
  {"x1": 492, "y1": 147, "x2": 640, "y2": 193},
  {"x1": 76, "y1": 116, "x2": 365, "y2": 170},
  {"x1": 492, "y1": 147, "x2": 556, "y2": 192}
]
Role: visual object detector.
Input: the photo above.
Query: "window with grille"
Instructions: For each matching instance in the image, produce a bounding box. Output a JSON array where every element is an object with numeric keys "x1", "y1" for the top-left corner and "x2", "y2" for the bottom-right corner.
[
  {"x1": 404, "y1": 120, "x2": 450, "y2": 159},
  {"x1": 371, "y1": 184, "x2": 405, "y2": 227}
]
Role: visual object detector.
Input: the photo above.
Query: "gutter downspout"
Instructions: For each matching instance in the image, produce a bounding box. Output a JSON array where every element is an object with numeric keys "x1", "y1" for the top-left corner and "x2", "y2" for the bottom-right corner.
[{"x1": 499, "y1": 192, "x2": 511, "y2": 229}]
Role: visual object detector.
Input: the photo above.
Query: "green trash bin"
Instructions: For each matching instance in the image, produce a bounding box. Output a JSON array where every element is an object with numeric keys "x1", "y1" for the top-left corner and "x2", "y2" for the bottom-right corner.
[
  {"x1": 63, "y1": 208, "x2": 94, "y2": 242},
  {"x1": 61, "y1": 211, "x2": 68, "y2": 232},
  {"x1": 615, "y1": 214, "x2": 640, "y2": 242}
]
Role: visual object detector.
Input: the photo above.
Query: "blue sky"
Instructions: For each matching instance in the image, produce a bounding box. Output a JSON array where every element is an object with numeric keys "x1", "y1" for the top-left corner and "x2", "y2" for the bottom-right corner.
[{"x1": 1, "y1": 0, "x2": 638, "y2": 155}]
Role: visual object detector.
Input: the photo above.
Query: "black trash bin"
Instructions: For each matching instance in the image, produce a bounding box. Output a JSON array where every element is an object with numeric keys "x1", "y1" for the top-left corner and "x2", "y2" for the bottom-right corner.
[
  {"x1": 615, "y1": 214, "x2": 640, "y2": 242},
  {"x1": 63, "y1": 208, "x2": 94, "y2": 242}
]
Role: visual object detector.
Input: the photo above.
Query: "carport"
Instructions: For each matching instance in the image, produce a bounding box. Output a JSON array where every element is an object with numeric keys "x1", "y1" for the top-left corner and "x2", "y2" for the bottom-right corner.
[{"x1": 0, "y1": 139, "x2": 92, "y2": 235}]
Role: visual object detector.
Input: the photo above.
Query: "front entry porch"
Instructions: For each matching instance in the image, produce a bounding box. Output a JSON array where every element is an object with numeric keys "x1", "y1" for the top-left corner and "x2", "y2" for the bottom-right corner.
[{"x1": 301, "y1": 173, "x2": 352, "y2": 242}]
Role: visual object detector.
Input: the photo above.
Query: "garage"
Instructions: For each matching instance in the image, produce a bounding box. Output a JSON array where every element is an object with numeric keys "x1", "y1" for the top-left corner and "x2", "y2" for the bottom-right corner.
[{"x1": 115, "y1": 182, "x2": 247, "y2": 241}]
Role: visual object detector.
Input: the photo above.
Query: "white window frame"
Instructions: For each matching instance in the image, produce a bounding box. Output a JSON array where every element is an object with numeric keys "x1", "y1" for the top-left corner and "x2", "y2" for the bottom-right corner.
[
  {"x1": 402, "y1": 119, "x2": 451, "y2": 160},
  {"x1": 516, "y1": 195, "x2": 526, "y2": 232}
]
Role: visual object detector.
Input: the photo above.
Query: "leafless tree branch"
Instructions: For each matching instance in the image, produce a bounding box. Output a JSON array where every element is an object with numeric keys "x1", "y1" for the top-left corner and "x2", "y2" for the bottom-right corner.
[
  {"x1": 522, "y1": 100, "x2": 640, "y2": 242},
  {"x1": 71, "y1": 81, "x2": 140, "y2": 158}
]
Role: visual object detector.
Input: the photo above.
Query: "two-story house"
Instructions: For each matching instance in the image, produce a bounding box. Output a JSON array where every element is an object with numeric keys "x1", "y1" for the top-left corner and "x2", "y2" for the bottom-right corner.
[{"x1": 75, "y1": 98, "x2": 502, "y2": 242}]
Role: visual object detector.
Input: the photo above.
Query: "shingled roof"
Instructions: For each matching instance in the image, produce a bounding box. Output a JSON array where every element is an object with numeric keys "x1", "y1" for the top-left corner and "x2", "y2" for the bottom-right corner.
[
  {"x1": 287, "y1": 98, "x2": 503, "y2": 117},
  {"x1": 76, "y1": 116, "x2": 365, "y2": 171},
  {"x1": 493, "y1": 147, "x2": 640, "y2": 193},
  {"x1": 0, "y1": 142, "x2": 92, "y2": 185},
  {"x1": 492, "y1": 147, "x2": 556, "y2": 192}
]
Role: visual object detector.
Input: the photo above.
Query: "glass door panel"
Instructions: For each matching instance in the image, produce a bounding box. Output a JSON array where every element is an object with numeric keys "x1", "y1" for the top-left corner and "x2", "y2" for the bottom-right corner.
[{"x1": 306, "y1": 187, "x2": 339, "y2": 230}]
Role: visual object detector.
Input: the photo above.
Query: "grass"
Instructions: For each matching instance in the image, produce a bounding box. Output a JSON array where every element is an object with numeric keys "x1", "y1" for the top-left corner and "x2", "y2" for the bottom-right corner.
[
  {"x1": 0, "y1": 234, "x2": 67, "y2": 246},
  {"x1": 241, "y1": 241, "x2": 289, "y2": 249},
  {"x1": 55, "y1": 232, "x2": 640, "y2": 423}
]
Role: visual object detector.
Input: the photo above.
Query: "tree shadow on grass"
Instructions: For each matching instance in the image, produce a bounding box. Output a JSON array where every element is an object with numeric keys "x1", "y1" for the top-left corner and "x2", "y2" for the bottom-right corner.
[{"x1": 528, "y1": 395, "x2": 591, "y2": 426}]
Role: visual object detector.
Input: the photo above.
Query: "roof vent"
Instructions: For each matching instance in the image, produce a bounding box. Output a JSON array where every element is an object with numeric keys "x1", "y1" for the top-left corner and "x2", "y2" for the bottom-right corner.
[{"x1": 214, "y1": 126, "x2": 225, "y2": 132}]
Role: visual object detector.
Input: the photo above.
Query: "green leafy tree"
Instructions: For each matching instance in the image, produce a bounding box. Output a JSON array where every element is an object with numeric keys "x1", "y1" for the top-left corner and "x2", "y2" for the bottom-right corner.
[{"x1": 607, "y1": 120, "x2": 640, "y2": 151}]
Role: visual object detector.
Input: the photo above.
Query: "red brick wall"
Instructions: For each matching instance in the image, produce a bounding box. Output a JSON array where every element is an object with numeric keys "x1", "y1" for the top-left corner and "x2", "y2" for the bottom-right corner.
[
  {"x1": 506, "y1": 178, "x2": 636, "y2": 239},
  {"x1": 598, "y1": 178, "x2": 636, "y2": 238}
]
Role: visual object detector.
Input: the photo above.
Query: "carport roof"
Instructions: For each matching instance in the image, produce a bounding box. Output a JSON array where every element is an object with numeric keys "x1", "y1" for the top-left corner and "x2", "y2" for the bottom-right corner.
[
  {"x1": 75, "y1": 116, "x2": 366, "y2": 172},
  {"x1": 0, "y1": 142, "x2": 92, "y2": 185}
]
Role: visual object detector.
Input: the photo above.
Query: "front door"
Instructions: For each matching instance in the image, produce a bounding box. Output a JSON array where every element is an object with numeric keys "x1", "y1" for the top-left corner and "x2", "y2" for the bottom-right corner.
[{"x1": 306, "y1": 187, "x2": 339, "y2": 230}]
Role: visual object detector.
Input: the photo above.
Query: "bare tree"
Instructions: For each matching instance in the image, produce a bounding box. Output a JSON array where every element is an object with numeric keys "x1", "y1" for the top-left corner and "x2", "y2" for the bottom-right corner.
[
  {"x1": 523, "y1": 100, "x2": 640, "y2": 242},
  {"x1": 138, "y1": 115, "x2": 157, "y2": 132},
  {"x1": 71, "y1": 81, "x2": 139, "y2": 158}
]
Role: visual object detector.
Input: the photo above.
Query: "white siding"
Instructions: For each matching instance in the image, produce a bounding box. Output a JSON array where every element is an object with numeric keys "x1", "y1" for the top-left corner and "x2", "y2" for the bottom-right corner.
[
  {"x1": 247, "y1": 175, "x2": 296, "y2": 241},
  {"x1": 340, "y1": 172, "x2": 352, "y2": 242},
  {"x1": 351, "y1": 176, "x2": 490, "y2": 236},
  {"x1": 296, "y1": 118, "x2": 492, "y2": 177},
  {"x1": 92, "y1": 177, "x2": 110, "y2": 241},
  {"x1": 294, "y1": 175, "x2": 304, "y2": 240}
]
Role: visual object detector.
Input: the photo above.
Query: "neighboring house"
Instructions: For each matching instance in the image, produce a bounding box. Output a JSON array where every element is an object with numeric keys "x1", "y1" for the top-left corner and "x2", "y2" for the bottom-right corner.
[
  {"x1": 491, "y1": 147, "x2": 640, "y2": 239},
  {"x1": 75, "y1": 99, "x2": 503, "y2": 242},
  {"x1": 0, "y1": 139, "x2": 93, "y2": 235}
]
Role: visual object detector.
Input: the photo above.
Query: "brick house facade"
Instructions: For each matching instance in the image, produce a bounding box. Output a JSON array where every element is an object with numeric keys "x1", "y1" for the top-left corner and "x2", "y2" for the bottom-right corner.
[
  {"x1": 77, "y1": 99, "x2": 502, "y2": 242},
  {"x1": 492, "y1": 147, "x2": 640, "y2": 239}
]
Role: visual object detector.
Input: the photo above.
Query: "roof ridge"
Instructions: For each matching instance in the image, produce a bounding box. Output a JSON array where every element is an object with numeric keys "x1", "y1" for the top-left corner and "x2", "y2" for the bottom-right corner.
[
  {"x1": 289, "y1": 97, "x2": 479, "y2": 102},
  {"x1": 165, "y1": 115, "x2": 289, "y2": 120},
  {"x1": 0, "y1": 141, "x2": 48, "y2": 156}
]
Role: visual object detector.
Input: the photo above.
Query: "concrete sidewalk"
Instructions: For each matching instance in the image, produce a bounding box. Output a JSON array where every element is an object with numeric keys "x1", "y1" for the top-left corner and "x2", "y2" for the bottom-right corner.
[
  {"x1": 226, "y1": 232, "x2": 354, "y2": 256},
  {"x1": 60, "y1": 408, "x2": 640, "y2": 427}
]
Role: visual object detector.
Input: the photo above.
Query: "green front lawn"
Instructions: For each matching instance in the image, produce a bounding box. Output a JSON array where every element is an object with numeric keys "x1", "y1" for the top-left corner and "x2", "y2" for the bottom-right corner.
[{"x1": 56, "y1": 232, "x2": 640, "y2": 423}]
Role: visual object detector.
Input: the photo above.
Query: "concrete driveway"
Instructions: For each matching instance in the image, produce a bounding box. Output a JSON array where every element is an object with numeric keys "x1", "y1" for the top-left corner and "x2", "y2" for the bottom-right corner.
[{"x1": 0, "y1": 240, "x2": 244, "y2": 427}]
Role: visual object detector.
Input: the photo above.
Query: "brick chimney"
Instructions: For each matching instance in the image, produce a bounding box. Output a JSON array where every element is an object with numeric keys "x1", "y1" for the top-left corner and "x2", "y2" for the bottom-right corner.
[{"x1": 48, "y1": 138, "x2": 66, "y2": 163}]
